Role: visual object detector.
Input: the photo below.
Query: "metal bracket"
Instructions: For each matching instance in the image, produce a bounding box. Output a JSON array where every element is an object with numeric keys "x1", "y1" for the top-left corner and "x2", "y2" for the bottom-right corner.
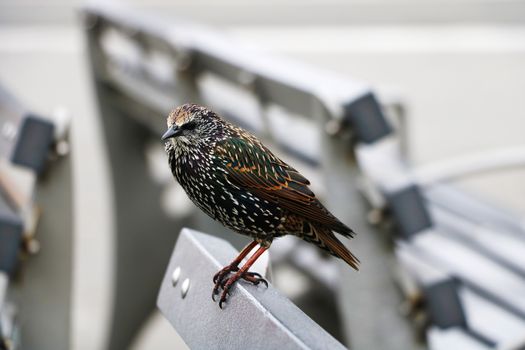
[
  {"x1": 423, "y1": 278, "x2": 466, "y2": 329},
  {"x1": 343, "y1": 92, "x2": 393, "y2": 144},
  {"x1": 0, "y1": 210, "x2": 23, "y2": 277},
  {"x1": 386, "y1": 184, "x2": 433, "y2": 239},
  {"x1": 157, "y1": 228, "x2": 346, "y2": 350},
  {"x1": 11, "y1": 115, "x2": 55, "y2": 175},
  {"x1": 0, "y1": 83, "x2": 73, "y2": 350}
]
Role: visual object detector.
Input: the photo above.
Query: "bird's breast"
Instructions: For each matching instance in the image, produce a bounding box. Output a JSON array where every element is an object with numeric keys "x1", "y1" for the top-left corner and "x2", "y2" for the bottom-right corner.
[
  {"x1": 168, "y1": 148, "x2": 284, "y2": 238},
  {"x1": 170, "y1": 150, "x2": 219, "y2": 216}
]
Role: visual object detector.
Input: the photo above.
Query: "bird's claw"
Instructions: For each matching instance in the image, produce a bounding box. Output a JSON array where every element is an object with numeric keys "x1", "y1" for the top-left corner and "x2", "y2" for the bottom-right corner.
[
  {"x1": 212, "y1": 269, "x2": 269, "y2": 308},
  {"x1": 213, "y1": 264, "x2": 239, "y2": 284},
  {"x1": 219, "y1": 296, "x2": 226, "y2": 309},
  {"x1": 241, "y1": 271, "x2": 268, "y2": 287},
  {"x1": 212, "y1": 264, "x2": 240, "y2": 300}
]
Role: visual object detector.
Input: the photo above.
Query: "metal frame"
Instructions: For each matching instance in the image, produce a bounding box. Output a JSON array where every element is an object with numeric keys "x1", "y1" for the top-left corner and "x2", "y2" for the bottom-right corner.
[
  {"x1": 80, "y1": 2, "x2": 429, "y2": 349},
  {"x1": 0, "y1": 84, "x2": 72, "y2": 350},
  {"x1": 82, "y1": 3, "x2": 419, "y2": 349},
  {"x1": 81, "y1": 3, "x2": 525, "y2": 350}
]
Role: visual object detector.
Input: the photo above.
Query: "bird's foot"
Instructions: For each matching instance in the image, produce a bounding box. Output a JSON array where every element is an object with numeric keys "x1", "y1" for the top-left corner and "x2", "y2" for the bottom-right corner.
[
  {"x1": 212, "y1": 264, "x2": 239, "y2": 299},
  {"x1": 212, "y1": 270, "x2": 268, "y2": 308}
]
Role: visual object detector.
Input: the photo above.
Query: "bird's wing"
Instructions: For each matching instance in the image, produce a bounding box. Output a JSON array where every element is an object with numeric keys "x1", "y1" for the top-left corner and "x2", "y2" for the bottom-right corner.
[{"x1": 216, "y1": 137, "x2": 354, "y2": 236}]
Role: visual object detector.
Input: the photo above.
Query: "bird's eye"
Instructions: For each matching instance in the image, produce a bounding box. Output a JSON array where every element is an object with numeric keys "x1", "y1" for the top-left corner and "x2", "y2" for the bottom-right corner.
[{"x1": 182, "y1": 121, "x2": 197, "y2": 131}]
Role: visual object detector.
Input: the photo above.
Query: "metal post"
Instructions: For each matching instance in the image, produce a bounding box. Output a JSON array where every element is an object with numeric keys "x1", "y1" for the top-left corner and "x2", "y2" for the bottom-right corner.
[
  {"x1": 316, "y1": 106, "x2": 419, "y2": 349},
  {"x1": 84, "y1": 16, "x2": 184, "y2": 350},
  {"x1": 13, "y1": 150, "x2": 73, "y2": 350}
]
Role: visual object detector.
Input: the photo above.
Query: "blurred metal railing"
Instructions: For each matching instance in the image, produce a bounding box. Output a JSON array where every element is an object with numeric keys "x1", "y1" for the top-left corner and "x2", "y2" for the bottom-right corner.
[
  {"x1": 83, "y1": 3, "x2": 415, "y2": 350},
  {"x1": 357, "y1": 137, "x2": 525, "y2": 348},
  {"x1": 0, "y1": 84, "x2": 72, "y2": 350},
  {"x1": 84, "y1": 3, "x2": 525, "y2": 350}
]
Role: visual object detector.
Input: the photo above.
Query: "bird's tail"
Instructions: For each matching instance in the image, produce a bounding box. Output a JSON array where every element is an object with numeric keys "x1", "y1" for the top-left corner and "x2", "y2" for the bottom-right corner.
[{"x1": 303, "y1": 224, "x2": 360, "y2": 270}]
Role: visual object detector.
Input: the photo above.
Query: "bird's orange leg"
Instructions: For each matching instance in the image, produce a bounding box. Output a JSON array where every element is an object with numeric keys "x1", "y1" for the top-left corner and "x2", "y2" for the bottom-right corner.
[
  {"x1": 218, "y1": 245, "x2": 269, "y2": 308},
  {"x1": 212, "y1": 240, "x2": 258, "y2": 298}
]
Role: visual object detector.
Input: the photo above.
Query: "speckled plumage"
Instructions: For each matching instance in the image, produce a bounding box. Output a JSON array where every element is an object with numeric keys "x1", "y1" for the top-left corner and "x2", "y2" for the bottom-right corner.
[{"x1": 163, "y1": 103, "x2": 359, "y2": 271}]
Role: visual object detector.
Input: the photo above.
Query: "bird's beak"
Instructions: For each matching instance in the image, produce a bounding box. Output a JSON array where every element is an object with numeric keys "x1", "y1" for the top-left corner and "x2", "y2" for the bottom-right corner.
[{"x1": 161, "y1": 126, "x2": 182, "y2": 140}]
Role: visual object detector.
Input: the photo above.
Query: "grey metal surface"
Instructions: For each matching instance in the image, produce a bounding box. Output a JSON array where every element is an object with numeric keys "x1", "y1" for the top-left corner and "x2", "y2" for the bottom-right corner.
[{"x1": 157, "y1": 228, "x2": 346, "y2": 350}]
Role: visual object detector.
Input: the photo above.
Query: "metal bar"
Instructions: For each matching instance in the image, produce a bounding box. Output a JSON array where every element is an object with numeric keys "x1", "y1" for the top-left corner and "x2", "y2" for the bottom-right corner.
[
  {"x1": 317, "y1": 121, "x2": 418, "y2": 350},
  {"x1": 413, "y1": 146, "x2": 525, "y2": 186},
  {"x1": 429, "y1": 206, "x2": 525, "y2": 279},
  {"x1": 399, "y1": 241, "x2": 525, "y2": 322},
  {"x1": 88, "y1": 83, "x2": 188, "y2": 350},
  {"x1": 157, "y1": 228, "x2": 346, "y2": 350},
  {"x1": 398, "y1": 244, "x2": 525, "y2": 345},
  {"x1": 82, "y1": 3, "x2": 375, "y2": 129},
  {"x1": 425, "y1": 184, "x2": 525, "y2": 238}
]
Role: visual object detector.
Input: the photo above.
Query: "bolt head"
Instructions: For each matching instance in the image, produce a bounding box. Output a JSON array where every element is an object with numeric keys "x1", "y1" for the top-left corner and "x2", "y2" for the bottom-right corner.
[
  {"x1": 26, "y1": 239, "x2": 41, "y2": 254},
  {"x1": 181, "y1": 278, "x2": 190, "y2": 298},
  {"x1": 171, "y1": 266, "x2": 181, "y2": 286},
  {"x1": 1, "y1": 122, "x2": 17, "y2": 141},
  {"x1": 56, "y1": 140, "x2": 70, "y2": 156},
  {"x1": 325, "y1": 119, "x2": 343, "y2": 136}
]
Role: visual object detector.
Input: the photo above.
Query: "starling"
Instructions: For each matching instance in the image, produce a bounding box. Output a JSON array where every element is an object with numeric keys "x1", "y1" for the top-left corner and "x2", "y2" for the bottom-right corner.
[{"x1": 162, "y1": 103, "x2": 359, "y2": 308}]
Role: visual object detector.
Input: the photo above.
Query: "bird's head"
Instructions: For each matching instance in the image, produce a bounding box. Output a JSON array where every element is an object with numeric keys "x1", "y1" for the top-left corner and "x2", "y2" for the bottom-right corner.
[{"x1": 162, "y1": 103, "x2": 225, "y2": 147}]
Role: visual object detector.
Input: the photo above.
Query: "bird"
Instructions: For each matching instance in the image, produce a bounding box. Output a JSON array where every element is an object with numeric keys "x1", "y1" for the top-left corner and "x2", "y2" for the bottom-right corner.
[{"x1": 162, "y1": 103, "x2": 359, "y2": 308}]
